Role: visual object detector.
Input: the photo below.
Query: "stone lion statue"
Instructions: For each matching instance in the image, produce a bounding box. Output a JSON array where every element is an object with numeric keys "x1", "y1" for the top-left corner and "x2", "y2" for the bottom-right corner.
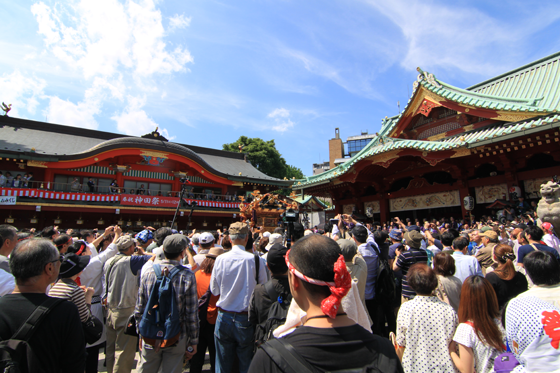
[{"x1": 537, "y1": 180, "x2": 560, "y2": 236}]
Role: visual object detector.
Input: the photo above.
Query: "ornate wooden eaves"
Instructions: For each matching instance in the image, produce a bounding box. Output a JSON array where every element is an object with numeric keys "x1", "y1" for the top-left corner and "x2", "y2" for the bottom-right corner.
[{"x1": 388, "y1": 86, "x2": 548, "y2": 138}]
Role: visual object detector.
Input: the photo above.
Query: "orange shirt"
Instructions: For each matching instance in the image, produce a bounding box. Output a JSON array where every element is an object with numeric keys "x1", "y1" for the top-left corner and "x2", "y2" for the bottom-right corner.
[{"x1": 195, "y1": 271, "x2": 219, "y2": 324}]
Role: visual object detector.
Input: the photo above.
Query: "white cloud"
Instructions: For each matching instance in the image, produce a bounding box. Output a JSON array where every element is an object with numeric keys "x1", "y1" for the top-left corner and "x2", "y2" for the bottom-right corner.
[
  {"x1": 112, "y1": 95, "x2": 174, "y2": 139},
  {"x1": 45, "y1": 96, "x2": 99, "y2": 129},
  {"x1": 169, "y1": 14, "x2": 192, "y2": 30},
  {"x1": 363, "y1": 0, "x2": 560, "y2": 75},
  {"x1": 0, "y1": 71, "x2": 46, "y2": 117},
  {"x1": 31, "y1": 0, "x2": 193, "y2": 79},
  {"x1": 44, "y1": 76, "x2": 126, "y2": 129},
  {"x1": 267, "y1": 107, "x2": 294, "y2": 132}
]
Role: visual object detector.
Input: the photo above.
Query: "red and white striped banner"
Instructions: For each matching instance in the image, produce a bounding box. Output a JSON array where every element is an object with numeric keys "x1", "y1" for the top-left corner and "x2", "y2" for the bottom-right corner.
[{"x1": 0, "y1": 188, "x2": 120, "y2": 202}]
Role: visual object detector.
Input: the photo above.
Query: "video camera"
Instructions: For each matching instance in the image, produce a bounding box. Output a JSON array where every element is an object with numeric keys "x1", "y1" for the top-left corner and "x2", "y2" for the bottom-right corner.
[{"x1": 282, "y1": 208, "x2": 299, "y2": 223}]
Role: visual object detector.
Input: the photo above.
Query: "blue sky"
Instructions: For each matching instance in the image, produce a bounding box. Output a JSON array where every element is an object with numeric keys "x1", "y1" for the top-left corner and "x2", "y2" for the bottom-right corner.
[{"x1": 2, "y1": 0, "x2": 560, "y2": 177}]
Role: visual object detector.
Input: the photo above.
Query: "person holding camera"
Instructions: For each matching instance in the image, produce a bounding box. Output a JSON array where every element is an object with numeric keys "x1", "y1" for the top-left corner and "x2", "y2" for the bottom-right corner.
[{"x1": 103, "y1": 235, "x2": 154, "y2": 373}]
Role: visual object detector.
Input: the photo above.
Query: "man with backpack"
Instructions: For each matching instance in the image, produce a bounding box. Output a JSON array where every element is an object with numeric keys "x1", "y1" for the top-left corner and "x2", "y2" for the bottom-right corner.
[
  {"x1": 211, "y1": 222, "x2": 267, "y2": 373},
  {"x1": 248, "y1": 234, "x2": 403, "y2": 373},
  {"x1": 0, "y1": 239, "x2": 86, "y2": 372},
  {"x1": 135, "y1": 234, "x2": 199, "y2": 373},
  {"x1": 103, "y1": 235, "x2": 153, "y2": 373},
  {"x1": 249, "y1": 242, "x2": 292, "y2": 349}
]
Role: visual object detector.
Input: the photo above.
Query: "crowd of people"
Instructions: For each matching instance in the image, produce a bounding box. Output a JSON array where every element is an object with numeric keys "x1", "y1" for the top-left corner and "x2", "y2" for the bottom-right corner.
[{"x1": 0, "y1": 210, "x2": 559, "y2": 373}]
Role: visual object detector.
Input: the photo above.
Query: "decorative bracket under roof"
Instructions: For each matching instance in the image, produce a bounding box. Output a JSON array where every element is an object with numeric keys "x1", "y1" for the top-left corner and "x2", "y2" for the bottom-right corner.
[{"x1": 141, "y1": 127, "x2": 168, "y2": 142}]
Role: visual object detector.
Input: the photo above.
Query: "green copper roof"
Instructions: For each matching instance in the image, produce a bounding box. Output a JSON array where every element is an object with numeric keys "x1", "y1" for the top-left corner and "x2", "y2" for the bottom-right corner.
[
  {"x1": 379, "y1": 65, "x2": 551, "y2": 137},
  {"x1": 468, "y1": 51, "x2": 560, "y2": 111},
  {"x1": 293, "y1": 52, "x2": 560, "y2": 189},
  {"x1": 292, "y1": 195, "x2": 329, "y2": 208},
  {"x1": 293, "y1": 112, "x2": 560, "y2": 188}
]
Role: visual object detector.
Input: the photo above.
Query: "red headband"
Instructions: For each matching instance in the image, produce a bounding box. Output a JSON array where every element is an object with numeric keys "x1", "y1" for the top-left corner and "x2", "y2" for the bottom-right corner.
[
  {"x1": 285, "y1": 249, "x2": 352, "y2": 319},
  {"x1": 75, "y1": 242, "x2": 86, "y2": 256}
]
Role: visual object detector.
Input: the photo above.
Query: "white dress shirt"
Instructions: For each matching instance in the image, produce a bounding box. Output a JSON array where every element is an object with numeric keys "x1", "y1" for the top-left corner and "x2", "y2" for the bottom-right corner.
[
  {"x1": 211, "y1": 245, "x2": 267, "y2": 313},
  {"x1": 0, "y1": 269, "x2": 14, "y2": 296},
  {"x1": 451, "y1": 251, "x2": 483, "y2": 283},
  {"x1": 79, "y1": 242, "x2": 118, "y2": 347}
]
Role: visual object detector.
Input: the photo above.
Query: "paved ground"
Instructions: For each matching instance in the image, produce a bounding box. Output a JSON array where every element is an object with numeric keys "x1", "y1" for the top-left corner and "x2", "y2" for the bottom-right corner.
[{"x1": 97, "y1": 349, "x2": 212, "y2": 372}]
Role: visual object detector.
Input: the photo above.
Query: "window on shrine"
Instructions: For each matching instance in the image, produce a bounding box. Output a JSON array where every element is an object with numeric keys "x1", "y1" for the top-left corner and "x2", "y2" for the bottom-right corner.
[
  {"x1": 123, "y1": 181, "x2": 172, "y2": 196},
  {"x1": 53, "y1": 175, "x2": 113, "y2": 193}
]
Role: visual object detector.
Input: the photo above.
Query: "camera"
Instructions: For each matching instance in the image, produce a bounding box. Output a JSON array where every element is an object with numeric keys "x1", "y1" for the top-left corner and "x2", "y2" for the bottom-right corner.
[
  {"x1": 282, "y1": 209, "x2": 299, "y2": 223},
  {"x1": 179, "y1": 177, "x2": 189, "y2": 184}
]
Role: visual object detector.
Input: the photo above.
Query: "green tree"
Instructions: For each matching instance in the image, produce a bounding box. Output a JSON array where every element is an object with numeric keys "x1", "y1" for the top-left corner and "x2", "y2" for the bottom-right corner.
[
  {"x1": 223, "y1": 136, "x2": 304, "y2": 194},
  {"x1": 223, "y1": 136, "x2": 301, "y2": 179}
]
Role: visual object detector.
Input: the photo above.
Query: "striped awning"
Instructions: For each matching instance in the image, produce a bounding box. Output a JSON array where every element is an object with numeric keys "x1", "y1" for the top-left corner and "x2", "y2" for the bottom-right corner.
[
  {"x1": 71, "y1": 166, "x2": 115, "y2": 175},
  {"x1": 123, "y1": 169, "x2": 174, "y2": 180}
]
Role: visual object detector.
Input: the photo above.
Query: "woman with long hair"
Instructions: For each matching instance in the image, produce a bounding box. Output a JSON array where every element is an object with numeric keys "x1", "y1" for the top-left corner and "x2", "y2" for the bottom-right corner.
[
  {"x1": 190, "y1": 247, "x2": 224, "y2": 373},
  {"x1": 449, "y1": 276, "x2": 505, "y2": 373},
  {"x1": 433, "y1": 252, "x2": 462, "y2": 313},
  {"x1": 485, "y1": 244, "x2": 528, "y2": 309}
]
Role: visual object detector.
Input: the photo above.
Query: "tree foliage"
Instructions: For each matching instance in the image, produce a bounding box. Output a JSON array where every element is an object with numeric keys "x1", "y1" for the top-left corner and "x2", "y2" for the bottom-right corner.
[{"x1": 223, "y1": 136, "x2": 304, "y2": 181}]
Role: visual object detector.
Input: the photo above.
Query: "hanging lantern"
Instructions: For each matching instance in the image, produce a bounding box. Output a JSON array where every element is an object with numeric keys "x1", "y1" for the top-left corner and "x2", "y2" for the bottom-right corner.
[
  {"x1": 202, "y1": 220, "x2": 208, "y2": 227},
  {"x1": 126, "y1": 220, "x2": 132, "y2": 227},
  {"x1": 98, "y1": 218, "x2": 105, "y2": 225},
  {"x1": 5, "y1": 216, "x2": 14, "y2": 224},
  {"x1": 161, "y1": 221, "x2": 167, "y2": 227},
  {"x1": 54, "y1": 216, "x2": 62, "y2": 224},
  {"x1": 117, "y1": 219, "x2": 124, "y2": 226},
  {"x1": 153, "y1": 219, "x2": 161, "y2": 227},
  {"x1": 77, "y1": 216, "x2": 84, "y2": 225},
  {"x1": 463, "y1": 196, "x2": 475, "y2": 211},
  {"x1": 136, "y1": 219, "x2": 142, "y2": 226},
  {"x1": 30, "y1": 215, "x2": 38, "y2": 224}
]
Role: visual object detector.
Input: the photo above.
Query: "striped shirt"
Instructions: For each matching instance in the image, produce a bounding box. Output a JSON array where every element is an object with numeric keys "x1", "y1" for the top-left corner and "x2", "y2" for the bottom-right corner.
[
  {"x1": 48, "y1": 278, "x2": 91, "y2": 322},
  {"x1": 135, "y1": 259, "x2": 199, "y2": 344},
  {"x1": 395, "y1": 249, "x2": 428, "y2": 299}
]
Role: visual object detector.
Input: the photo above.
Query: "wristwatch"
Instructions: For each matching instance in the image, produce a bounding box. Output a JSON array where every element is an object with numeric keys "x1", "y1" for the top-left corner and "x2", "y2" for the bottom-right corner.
[{"x1": 187, "y1": 346, "x2": 194, "y2": 353}]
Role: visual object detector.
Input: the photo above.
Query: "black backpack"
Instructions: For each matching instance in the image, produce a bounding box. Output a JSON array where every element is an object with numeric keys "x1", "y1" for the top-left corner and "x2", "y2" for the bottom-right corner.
[
  {"x1": 260, "y1": 336, "x2": 401, "y2": 373},
  {"x1": 0, "y1": 297, "x2": 65, "y2": 373},
  {"x1": 371, "y1": 244, "x2": 396, "y2": 301},
  {"x1": 254, "y1": 281, "x2": 291, "y2": 350}
]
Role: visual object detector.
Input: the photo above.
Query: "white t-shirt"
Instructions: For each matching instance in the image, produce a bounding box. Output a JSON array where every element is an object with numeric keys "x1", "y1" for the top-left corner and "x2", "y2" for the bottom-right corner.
[
  {"x1": 542, "y1": 233, "x2": 560, "y2": 254},
  {"x1": 453, "y1": 320, "x2": 505, "y2": 373}
]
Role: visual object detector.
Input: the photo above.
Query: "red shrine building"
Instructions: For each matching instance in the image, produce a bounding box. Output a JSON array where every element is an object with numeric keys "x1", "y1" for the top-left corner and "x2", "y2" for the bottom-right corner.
[
  {"x1": 296, "y1": 52, "x2": 560, "y2": 223},
  {"x1": 0, "y1": 116, "x2": 292, "y2": 230}
]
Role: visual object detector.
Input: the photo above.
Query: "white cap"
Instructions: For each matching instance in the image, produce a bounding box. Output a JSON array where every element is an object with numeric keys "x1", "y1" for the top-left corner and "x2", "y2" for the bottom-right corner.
[
  {"x1": 199, "y1": 232, "x2": 214, "y2": 244},
  {"x1": 263, "y1": 231, "x2": 271, "y2": 238}
]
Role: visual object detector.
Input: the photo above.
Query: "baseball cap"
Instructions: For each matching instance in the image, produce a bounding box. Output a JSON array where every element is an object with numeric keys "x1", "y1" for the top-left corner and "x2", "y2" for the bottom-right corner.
[
  {"x1": 199, "y1": 232, "x2": 215, "y2": 245},
  {"x1": 265, "y1": 233, "x2": 283, "y2": 251},
  {"x1": 229, "y1": 222, "x2": 249, "y2": 235},
  {"x1": 115, "y1": 235, "x2": 134, "y2": 251},
  {"x1": 163, "y1": 234, "x2": 188, "y2": 254},
  {"x1": 404, "y1": 230, "x2": 423, "y2": 249},
  {"x1": 263, "y1": 231, "x2": 271, "y2": 238},
  {"x1": 389, "y1": 229, "x2": 403, "y2": 241},
  {"x1": 407, "y1": 225, "x2": 421, "y2": 232},
  {"x1": 480, "y1": 231, "x2": 498, "y2": 240},
  {"x1": 266, "y1": 243, "x2": 288, "y2": 274},
  {"x1": 59, "y1": 253, "x2": 90, "y2": 278},
  {"x1": 135, "y1": 229, "x2": 154, "y2": 244}
]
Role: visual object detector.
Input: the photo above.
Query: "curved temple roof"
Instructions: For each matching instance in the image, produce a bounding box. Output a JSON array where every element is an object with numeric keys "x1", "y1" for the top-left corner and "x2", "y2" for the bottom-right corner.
[
  {"x1": 293, "y1": 51, "x2": 560, "y2": 189},
  {"x1": 0, "y1": 116, "x2": 291, "y2": 186}
]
